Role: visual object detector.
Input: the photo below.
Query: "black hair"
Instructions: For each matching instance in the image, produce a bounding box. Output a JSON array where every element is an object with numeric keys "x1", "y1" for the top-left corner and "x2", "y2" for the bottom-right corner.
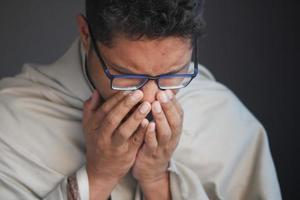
[{"x1": 86, "y1": 0, "x2": 206, "y2": 46}]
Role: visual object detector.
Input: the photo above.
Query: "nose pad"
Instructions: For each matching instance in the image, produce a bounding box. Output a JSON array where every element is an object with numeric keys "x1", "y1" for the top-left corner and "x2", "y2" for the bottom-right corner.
[{"x1": 140, "y1": 80, "x2": 160, "y2": 103}]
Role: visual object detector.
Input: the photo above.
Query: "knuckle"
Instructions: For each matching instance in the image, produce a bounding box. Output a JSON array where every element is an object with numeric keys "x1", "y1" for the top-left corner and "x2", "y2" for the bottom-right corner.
[
  {"x1": 118, "y1": 91, "x2": 129, "y2": 100},
  {"x1": 173, "y1": 123, "x2": 181, "y2": 131},
  {"x1": 133, "y1": 110, "x2": 144, "y2": 121},
  {"x1": 94, "y1": 108, "x2": 104, "y2": 117},
  {"x1": 132, "y1": 134, "x2": 143, "y2": 145},
  {"x1": 117, "y1": 127, "x2": 130, "y2": 141},
  {"x1": 100, "y1": 103, "x2": 111, "y2": 114},
  {"x1": 155, "y1": 112, "x2": 165, "y2": 121},
  {"x1": 105, "y1": 114, "x2": 117, "y2": 127},
  {"x1": 146, "y1": 133, "x2": 157, "y2": 145},
  {"x1": 90, "y1": 120, "x2": 100, "y2": 131},
  {"x1": 171, "y1": 116, "x2": 181, "y2": 128},
  {"x1": 93, "y1": 110, "x2": 104, "y2": 122},
  {"x1": 161, "y1": 131, "x2": 171, "y2": 140},
  {"x1": 149, "y1": 141, "x2": 158, "y2": 150},
  {"x1": 148, "y1": 132, "x2": 156, "y2": 139},
  {"x1": 173, "y1": 121, "x2": 183, "y2": 134},
  {"x1": 124, "y1": 98, "x2": 134, "y2": 109}
]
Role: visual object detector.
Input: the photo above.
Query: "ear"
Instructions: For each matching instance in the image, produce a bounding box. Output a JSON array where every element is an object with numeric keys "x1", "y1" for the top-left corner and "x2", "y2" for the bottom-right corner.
[{"x1": 76, "y1": 14, "x2": 91, "y2": 52}]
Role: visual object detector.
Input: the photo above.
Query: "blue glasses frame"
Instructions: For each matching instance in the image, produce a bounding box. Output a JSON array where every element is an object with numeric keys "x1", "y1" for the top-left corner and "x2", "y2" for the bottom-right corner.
[{"x1": 87, "y1": 22, "x2": 199, "y2": 91}]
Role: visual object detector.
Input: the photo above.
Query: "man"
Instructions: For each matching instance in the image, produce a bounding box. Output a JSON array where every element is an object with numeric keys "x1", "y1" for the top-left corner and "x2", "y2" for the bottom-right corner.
[{"x1": 0, "y1": 0, "x2": 282, "y2": 199}]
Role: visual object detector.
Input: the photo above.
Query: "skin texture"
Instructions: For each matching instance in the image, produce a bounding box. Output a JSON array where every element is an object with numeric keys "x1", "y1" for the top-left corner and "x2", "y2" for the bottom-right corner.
[{"x1": 76, "y1": 14, "x2": 192, "y2": 200}]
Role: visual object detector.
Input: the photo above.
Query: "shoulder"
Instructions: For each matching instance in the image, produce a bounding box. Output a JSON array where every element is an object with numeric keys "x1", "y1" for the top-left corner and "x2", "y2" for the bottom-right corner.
[
  {"x1": 0, "y1": 71, "x2": 84, "y2": 175},
  {"x1": 174, "y1": 65, "x2": 280, "y2": 200},
  {"x1": 177, "y1": 64, "x2": 266, "y2": 146}
]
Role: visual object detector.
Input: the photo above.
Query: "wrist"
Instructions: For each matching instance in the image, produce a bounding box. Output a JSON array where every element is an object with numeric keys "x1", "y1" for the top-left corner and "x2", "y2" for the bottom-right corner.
[
  {"x1": 139, "y1": 172, "x2": 171, "y2": 200},
  {"x1": 139, "y1": 171, "x2": 169, "y2": 188},
  {"x1": 88, "y1": 177, "x2": 117, "y2": 200},
  {"x1": 87, "y1": 169, "x2": 119, "y2": 200}
]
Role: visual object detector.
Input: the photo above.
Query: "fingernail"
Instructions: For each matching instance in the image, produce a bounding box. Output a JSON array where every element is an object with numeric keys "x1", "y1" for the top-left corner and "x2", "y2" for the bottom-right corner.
[
  {"x1": 139, "y1": 102, "x2": 150, "y2": 114},
  {"x1": 141, "y1": 119, "x2": 149, "y2": 128},
  {"x1": 149, "y1": 122, "x2": 156, "y2": 132},
  {"x1": 166, "y1": 90, "x2": 173, "y2": 100},
  {"x1": 130, "y1": 90, "x2": 143, "y2": 102},
  {"x1": 152, "y1": 101, "x2": 162, "y2": 113},
  {"x1": 158, "y1": 92, "x2": 169, "y2": 103}
]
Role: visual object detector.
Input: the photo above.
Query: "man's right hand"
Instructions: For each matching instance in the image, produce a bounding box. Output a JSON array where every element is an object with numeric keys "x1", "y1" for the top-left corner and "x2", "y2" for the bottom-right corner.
[{"x1": 82, "y1": 89, "x2": 151, "y2": 200}]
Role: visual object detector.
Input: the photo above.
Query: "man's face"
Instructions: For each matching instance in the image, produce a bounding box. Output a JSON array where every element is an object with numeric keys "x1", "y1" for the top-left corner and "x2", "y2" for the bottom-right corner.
[{"x1": 85, "y1": 36, "x2": 193, "y2": 103}]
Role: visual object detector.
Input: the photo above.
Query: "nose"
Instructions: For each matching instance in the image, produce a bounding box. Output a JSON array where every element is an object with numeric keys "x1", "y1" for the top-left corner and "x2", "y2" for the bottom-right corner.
[{"x1": 140, "y1": 80, "x2": 161, "y2": 103}]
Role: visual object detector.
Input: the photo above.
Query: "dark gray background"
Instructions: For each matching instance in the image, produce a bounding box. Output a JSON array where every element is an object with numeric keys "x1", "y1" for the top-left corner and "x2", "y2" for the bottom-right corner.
[{"x1": 0, "y1": 0, "x2": 298, "y2": 199}]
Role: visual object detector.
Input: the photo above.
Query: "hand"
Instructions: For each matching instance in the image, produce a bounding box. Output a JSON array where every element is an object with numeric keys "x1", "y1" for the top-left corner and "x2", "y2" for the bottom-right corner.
[
  {"x1": 82, "y1": 89, "x2": 151, "y2": 199},
  {"x1": 132, "y1": 90, "x2": 183, "y2": 185}
]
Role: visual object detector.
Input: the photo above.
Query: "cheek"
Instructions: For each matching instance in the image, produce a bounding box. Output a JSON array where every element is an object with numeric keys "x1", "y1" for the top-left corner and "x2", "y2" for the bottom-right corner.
[
  {"x1": 88, "y1": 56, "x2": 117, "y2": 100},
  {"x1": 96, "y1": 77, "x2": 117, "y2": 100}
]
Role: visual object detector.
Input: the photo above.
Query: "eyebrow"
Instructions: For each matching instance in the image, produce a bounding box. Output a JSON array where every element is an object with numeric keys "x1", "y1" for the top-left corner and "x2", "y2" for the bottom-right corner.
[{"x1": 108, "y1": 61, "x2": 191, "y2": 75}]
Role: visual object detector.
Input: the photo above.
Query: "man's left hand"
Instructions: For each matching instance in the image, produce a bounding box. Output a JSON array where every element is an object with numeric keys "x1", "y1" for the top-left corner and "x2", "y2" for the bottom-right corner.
[{"x1": 132, "y1": 90, "x2": 183, "y2": 185}]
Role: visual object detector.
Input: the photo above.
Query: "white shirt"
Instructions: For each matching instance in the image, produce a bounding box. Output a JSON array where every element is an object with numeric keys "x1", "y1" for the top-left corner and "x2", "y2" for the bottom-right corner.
[{"x1": 0, "y1": 38, "x2": 282, "y2": 199}]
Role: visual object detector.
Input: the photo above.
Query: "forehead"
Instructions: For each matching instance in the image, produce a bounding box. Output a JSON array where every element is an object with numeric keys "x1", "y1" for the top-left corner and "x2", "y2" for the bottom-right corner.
[{"x1": 98, "y1": 36, "x2": 193, "y2": 75}]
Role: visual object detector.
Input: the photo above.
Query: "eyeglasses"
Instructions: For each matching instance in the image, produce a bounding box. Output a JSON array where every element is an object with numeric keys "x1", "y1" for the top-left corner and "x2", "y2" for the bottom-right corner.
[{"x1": 87, "y1": 24, "x2": 199, "y2": 91}]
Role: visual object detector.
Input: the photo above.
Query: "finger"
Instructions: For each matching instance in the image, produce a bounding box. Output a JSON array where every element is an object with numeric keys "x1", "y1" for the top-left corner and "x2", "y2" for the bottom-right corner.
[
  {"x1": 94, "y1": 90, "x2": 130, "y2": 119},
  {"x1": 143, "y1": 122, "x2": 158, "y2": 156},
  {"x1": 166, "y1": 90, "x2": 184, "y2": 119},
  {"x1": 100, "y1": 90, "x2": 144, "y2": 137},
  {"x1": 129, "y1": 118, "x2": 149, "y2": 151},
  {"x1": 112, "y1": 101, "x2": 151, "y2": 146},
  {"x1": 88, "y1": 90, "x2": 130, "y2": 132},
  {"x1": 151, "y1": 101, "x2": 172, "y2": 146},
  {"x1": 157, "y1": 91, "x2": 183, "y2": 139},
  {"x1": 83, "y1": 90, "x2": 101, "y2": 127}
]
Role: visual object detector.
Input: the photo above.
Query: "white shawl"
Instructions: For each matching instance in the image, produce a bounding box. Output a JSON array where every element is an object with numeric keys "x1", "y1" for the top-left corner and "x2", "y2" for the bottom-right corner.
[{"x1": 0, "y1": 38, "x2": 282, "y2": 199}]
